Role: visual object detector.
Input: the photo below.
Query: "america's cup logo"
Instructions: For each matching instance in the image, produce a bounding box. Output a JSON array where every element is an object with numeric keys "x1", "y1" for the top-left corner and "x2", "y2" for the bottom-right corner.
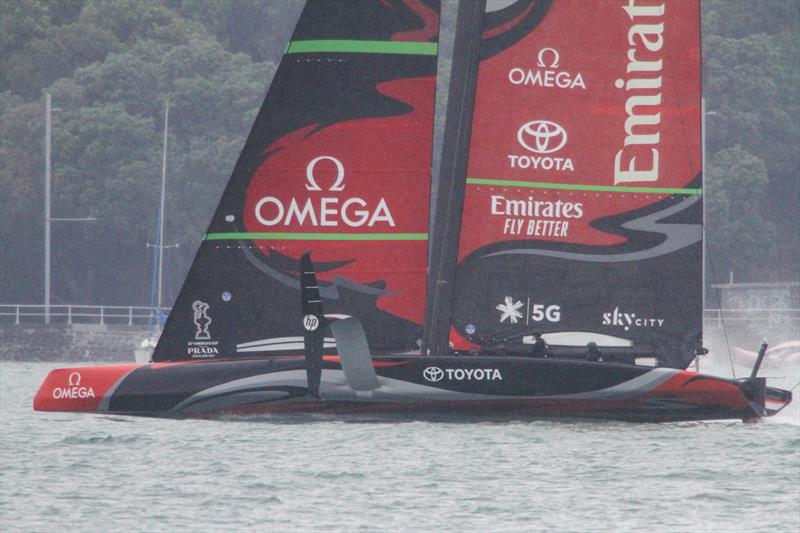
[{"x1": 193, "y1": 300, "x2": 211, "y2": 340}]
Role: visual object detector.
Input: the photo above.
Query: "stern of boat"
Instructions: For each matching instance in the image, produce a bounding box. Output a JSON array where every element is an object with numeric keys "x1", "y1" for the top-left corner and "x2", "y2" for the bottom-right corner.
[{"x1": 735, "y1": 376, "x2": 793, "y2": 419}]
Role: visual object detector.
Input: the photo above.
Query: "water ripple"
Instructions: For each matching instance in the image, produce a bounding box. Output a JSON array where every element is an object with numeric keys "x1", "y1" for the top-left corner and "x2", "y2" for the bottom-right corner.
[{"x1": 2, "y1": 362, "x2": 799, "y2": 533}]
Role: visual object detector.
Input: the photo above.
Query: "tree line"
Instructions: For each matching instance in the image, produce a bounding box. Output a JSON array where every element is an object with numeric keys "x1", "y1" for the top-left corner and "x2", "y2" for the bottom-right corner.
[{"x1": 1, "y1": 0, "x2": 797, "y2": 308}]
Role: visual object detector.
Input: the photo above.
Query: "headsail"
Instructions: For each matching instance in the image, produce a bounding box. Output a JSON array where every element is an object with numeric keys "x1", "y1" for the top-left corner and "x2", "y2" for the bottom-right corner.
[
  {"x1": 153, "y1": 0, "x2": 440, "y2": 362},
  {"x1": 430, "y1": 0, "x2": 702, "y2": 368}
]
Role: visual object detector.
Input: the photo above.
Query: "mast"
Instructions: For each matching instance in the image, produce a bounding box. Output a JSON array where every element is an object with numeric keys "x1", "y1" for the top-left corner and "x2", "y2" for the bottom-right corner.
[
  {"x1": 157, "y1": 97, "x2": 169, "y2": 310},
  {"x1": 147, "y1": 97, "x2": 176, "y2": 321},
  {"x1": 44, "y1": 94, "x2": 52, "y2": 324},
  {"x1": 423, "y1": 0, "x2": 486, "y2": 356}
]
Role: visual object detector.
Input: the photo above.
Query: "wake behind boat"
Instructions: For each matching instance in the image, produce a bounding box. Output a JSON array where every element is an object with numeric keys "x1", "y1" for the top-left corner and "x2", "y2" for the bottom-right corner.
[{"x1": 34, "y1": 0, "x2": 791, "y2": 422}]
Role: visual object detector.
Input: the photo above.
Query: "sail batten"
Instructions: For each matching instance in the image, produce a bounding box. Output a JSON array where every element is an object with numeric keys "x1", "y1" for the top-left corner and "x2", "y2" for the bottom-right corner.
[
  {"x1": 204, "y1": 232, "x2": 429, "y2": 241},
  {"x1": 466, "y1": 179, "x2": 702, "y2": 196},
  {"x1": 286, "y1": 40, "x2": 438, "y2": 55}
]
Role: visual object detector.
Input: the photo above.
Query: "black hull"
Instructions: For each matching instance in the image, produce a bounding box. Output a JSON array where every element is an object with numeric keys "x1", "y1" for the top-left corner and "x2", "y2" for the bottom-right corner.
[{"x1": 34, "y1": 355, "x2": 791, "y2": 422}]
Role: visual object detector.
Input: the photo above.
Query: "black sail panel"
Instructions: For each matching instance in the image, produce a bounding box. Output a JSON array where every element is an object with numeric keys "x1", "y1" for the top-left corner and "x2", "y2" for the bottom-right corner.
[
  {"x1": 439, "y1": 0, "x2": 702, "y2": 368},
  {"x1": 154, "y1": 0, "x2": 440, "y2": 362}
]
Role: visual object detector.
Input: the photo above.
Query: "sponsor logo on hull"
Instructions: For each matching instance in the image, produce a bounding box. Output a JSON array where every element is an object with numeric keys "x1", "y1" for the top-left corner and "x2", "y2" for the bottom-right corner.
[
  {"x1": 423, "y1": 366, "x2": 503, "y2": 382},
  {"x1": 51, "y1": 372, "x2": 96, "y2": 400},
  {"x1": 423, "y1": 366, "x2": 444, "y2": 382}
]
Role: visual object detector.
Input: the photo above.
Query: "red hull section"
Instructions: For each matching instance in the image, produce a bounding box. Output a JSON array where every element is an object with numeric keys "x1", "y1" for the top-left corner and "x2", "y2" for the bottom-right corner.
[{"x1": 33, "y1": 364, "x2": 138, "y2": 412}]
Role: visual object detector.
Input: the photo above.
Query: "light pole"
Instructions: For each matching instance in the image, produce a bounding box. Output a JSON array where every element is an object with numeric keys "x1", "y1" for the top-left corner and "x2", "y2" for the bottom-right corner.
[
  {"x1": 702, "y1": 97, "x2": 707, "y2": 313},
  {"x1": 44, "y1": 94, "x2": 52, "y2": 323},
  {"x1": 700, "y1": 97, "x2": 720, "y2": 311},
  {"x1": 699, "y1": 98, "x2": 720, "y2": 372},
  {"x1": 157, "y1": 97, "x2": 169, "y2": 310},
  {"x1": 43, "y1": 93, "x2": 97, "y2": 324}
]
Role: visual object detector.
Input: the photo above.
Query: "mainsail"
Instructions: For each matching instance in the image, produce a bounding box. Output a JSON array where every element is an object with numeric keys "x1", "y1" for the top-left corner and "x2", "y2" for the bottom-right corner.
[
  {"x1": 153, "y1": 0, "x2": 440, "y2": 362},
  {"x1": 429, "y1": 0, "x2": 702, "y2": 368}
]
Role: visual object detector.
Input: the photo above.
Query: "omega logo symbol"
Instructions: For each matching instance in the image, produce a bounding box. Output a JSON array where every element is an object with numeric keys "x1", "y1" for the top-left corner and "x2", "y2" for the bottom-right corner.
[
  {"x1": 536, "y1": 47, "x2": 559, "y2": 68},
  {"x1": 517, "y1": 120, "x2": 568, "y2": 154},
  {"x1": 305, "y1": 156, "x2": 345, "y2": 192},
  {"x1": 68, "y1": 372, "x2": 81, "y2": 386}
]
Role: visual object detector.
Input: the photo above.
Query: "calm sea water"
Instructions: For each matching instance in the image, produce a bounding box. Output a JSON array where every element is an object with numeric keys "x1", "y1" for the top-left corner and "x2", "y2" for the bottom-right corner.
[{"x1": 1, "y1": 361, "x2": 798, "y2": 532}]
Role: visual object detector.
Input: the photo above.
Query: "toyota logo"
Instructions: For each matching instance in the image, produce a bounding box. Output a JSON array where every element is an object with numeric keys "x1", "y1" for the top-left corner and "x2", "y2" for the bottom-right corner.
[
  {"x1": 517, "y1": 120, "x2": 568, "y2": 154},
  {"x1": 423, "y1": 366, "x2": 444, "y2": 382}
]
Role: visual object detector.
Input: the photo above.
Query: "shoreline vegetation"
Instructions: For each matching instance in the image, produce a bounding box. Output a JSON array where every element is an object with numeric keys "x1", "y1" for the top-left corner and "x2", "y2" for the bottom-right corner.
[{"x1": 1, "y1": 1, "x2": 798, "y2": 312}]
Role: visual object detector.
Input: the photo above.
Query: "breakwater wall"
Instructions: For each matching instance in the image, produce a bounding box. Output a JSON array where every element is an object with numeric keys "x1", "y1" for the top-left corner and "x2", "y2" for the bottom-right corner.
[{"x1": 0, "y1": 324, "x2": 148, "y2": 362}]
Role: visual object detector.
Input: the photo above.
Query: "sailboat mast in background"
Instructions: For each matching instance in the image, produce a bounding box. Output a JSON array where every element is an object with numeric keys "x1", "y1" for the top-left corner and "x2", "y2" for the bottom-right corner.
[
  {"x1": 147, "y1": 97, "x2": 178, "y2": 315},
  {"x1": 157, "y1": 97, "x2": 169, "y2": 310}
]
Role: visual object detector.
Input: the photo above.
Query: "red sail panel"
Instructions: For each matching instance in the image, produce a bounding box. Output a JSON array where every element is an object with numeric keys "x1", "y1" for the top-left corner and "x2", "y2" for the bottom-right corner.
[
  {"x1": 241, "y1": 78, "x2": 433, "y2": 323},
  {"x1": 450, "y1": 0, "x2": 702, "y2": 368},
  {"x1": 461, "y1": 0, "x2": 700, "y2": 257}
]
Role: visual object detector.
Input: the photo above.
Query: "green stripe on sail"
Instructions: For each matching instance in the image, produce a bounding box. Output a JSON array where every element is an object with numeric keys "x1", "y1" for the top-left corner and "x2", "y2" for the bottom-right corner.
[
  {"x1": 286, "y1": 40, "x2": 438, "y2": 55},
  {"x1": 467, "y1": 178, "x2": 702, "y2": 195},
  {"x1": 205, "y1": 232, "x2": 428, "y2": 241}
]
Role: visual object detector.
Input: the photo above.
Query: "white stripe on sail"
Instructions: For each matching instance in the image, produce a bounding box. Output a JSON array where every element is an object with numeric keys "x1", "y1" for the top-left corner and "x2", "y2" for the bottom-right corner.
[{"x1": 237, "y1": 336, "x2": 336, "y2": 353}]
